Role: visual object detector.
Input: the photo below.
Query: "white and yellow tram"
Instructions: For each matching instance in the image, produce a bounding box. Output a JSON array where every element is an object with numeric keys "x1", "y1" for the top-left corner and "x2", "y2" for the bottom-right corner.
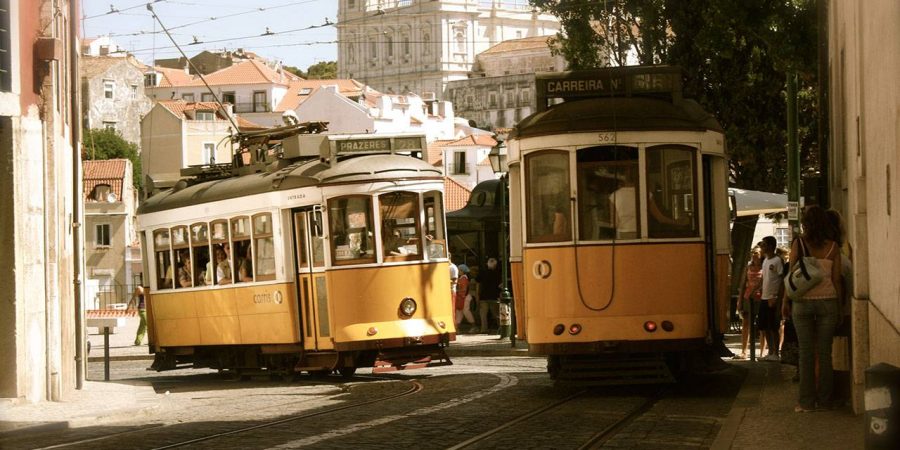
[
  {"x1": 506, "y1": 67, "x2": 732, "y2": 383},
  {"x1": 138, "y1": 130, "x2": 454, "y2": 376}
]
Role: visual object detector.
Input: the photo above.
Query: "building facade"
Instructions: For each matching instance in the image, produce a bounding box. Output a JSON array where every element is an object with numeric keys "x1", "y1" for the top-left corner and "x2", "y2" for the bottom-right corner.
[
  {"x1": 0, "y1": 0, "x2": 83, "y2": 402},
  {"x1": 83, "y1": 159, "x2": 140, "y2": 309},
  {"x1": 336, "y1": 0, "x2": 559, "y2": 97},
  {"x1": 81, "y1": 55, "x2": 152, "y2": 145},
  {"x1": 828, "y1": 0, "x2": 900, "y2": 413},
  {"x1": 446, "y1": 36, "x2": 567, "y2": 130}
]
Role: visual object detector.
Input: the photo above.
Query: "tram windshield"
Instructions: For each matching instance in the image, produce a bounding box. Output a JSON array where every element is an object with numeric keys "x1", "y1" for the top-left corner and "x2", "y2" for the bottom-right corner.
[
  {"x1": 380, "y1": 191, "x2": 422, "y2": 262},
  {"x1": 329, "y1": 196, "x2": 376, "y2": 265},
  {"x1": 645, "y1": 145, "x2": 698, "y2": 238},
  {"x1": 525, "y1": 151, "x2": 571, "y2": 243},
  {"x1": 577, "y1": 146, "x2": 640, "y2": 240}
]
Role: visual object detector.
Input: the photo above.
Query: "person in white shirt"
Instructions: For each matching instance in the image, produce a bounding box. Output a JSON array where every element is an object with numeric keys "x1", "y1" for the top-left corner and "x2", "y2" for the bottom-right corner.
[{"x1": 758, "y1": 236, "x2": 784, "y2": 361}]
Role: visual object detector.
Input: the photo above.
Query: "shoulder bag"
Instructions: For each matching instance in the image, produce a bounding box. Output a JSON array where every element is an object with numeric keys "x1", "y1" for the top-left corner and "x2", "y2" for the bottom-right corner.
[{"x1": 784, "y1": 238, "x2": 824, "y2": 300}]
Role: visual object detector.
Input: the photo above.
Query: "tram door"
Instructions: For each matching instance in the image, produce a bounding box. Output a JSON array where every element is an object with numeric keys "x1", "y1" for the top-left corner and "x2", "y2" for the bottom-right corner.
[{"x1": 292, "y1": 207, "x2": 333, "y2": 351}]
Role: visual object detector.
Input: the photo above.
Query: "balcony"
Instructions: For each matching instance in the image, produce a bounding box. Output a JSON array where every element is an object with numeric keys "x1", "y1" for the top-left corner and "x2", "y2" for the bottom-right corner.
[{"x1": 233, "y1": 102, "x2": 270, "y2": 113}]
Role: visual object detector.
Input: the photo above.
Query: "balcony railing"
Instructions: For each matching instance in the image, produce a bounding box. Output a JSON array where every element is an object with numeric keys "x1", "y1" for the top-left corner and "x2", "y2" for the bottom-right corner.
[{"x1": 233, "y1": 102, "x2": 270, "y2": 113}]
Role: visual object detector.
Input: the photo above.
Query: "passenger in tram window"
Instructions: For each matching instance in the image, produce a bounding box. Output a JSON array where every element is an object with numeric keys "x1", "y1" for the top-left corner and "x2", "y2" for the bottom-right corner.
[
  {"x1": 177, "y1": 250, "x2": 193, "y2": 288},
  {"x1": 609, "y1": 170, "x2": 638, "y2": 239},
  {"x1": 234, "y1": 243, "x2": 253, "y2": 282},
  {"x1": 215, "y1": 246, "x2": 232, "y2": 285},
  {"x1": 161, "y1": 264, "x2": 173, "y2": 289}
]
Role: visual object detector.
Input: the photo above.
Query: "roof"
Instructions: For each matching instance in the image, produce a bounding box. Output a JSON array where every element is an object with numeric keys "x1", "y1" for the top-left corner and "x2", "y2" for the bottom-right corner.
[
  {"x1": 444, "y1": 177, "x2": 472, "y2": 213},
  {"x1": 446, "y1": 179, "x2": 503, "y2": 222},
  {"x1": 83, "y1": 159, "x2": 128, "y2": 201},
  {"x1": 426, "y1": 140, "x2": 455, "y2": 166},
  {"x1": 479, "y1": 36, "x2": 553, "y2": 56},
  {"x1": 445, "y1": 134, "x2": 498, "y2": 147},
  {"x1": 512, "y1": 97, "x2": 723, "y2": 139},
  {"x1": 236, "y1": 116, "x2": 267, "y2": 130},
  {"x1": 157, "y1": 100, "x2": 224, "y2": 119},
  {"x1": 184, "y1": 59, "x2": 299, "y2": 87},
  {"x1": 153, "y1": 66, "x2": 195, "y2": 87},
  {"x1": 139, "y1": 154, "x2": 443, "y2": 215},
  {"x1": 730, "y1": 188, "x2": 788, "y2": 217},
  {"x1": 276, "y1": 78, "x2": 365, "y2": 111}
]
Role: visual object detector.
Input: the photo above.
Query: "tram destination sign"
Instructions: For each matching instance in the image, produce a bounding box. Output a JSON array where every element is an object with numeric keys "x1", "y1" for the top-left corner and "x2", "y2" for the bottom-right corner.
[
  {"x1": 325, "y1": 135, "x2": 427, "y2": 164},
  {"x1": 535, "y1": 66, "x2": 683, "y2": 112}
]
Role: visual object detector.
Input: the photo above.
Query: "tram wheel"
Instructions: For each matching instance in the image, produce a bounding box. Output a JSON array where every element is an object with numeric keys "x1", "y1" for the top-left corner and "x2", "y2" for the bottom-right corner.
[{"x1": 338, "y1": 367, "x2": 357, "y2": 378}]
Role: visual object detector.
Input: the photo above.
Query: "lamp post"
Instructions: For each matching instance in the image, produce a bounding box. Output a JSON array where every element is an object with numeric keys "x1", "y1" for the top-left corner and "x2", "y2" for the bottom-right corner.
[{"x1": 489, "y1": 143, "x2": 515, "y2": 347}]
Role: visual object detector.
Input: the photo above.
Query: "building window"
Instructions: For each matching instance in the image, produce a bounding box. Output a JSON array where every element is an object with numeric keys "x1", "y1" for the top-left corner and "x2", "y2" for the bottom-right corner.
[
  {"x1": 252, "y1": 91, "x2": 267, "y2": 112},
  {"x1": 452, "y1": 151, "x2": 466, "y2": 174},
  {"x1": 95, "y1": 224, "x2": 111, "y2": 247},
  {"x1": 102, "y1": 121, "x2": 116, "y2": 131},
  {"x1": 130, "y1": 84, "x2": 138, "y2": 99},
  {"x1": 144, "y1": 72, "x2": 158, "y2": 87},
  {"x1": 195, "y1": 111, "x2": 215, "y2": 121},
  {"x1": 775, "y1": 227, "x2": 791, "y2": 248},
  {"x1": 182, "y1": 93, "x2": 195, "y2": 102},
  {"x1": 202, "y1": 142, "x2": 216, "y2": 164},
  {"x1": 386, "y1": 35, "x2": 394, "y2": 58},
  {"x1": 201, "y1": 92, "x2": 214, "y2": 102},
  {"x1": 0, "y1": 0, "x2": 10, "y2": 92},
  {"x1": 103, "y1": 80, "x2": 115, "y2": 99},
  {"x1": 221, "y1": 91, "x2": 235, "y2": 104}
]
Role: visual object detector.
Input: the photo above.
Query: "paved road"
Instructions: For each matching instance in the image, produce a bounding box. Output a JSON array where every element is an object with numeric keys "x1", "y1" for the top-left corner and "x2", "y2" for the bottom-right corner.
[{"x1": 4, "y1": 356, "x2": 744, "y2": 449}]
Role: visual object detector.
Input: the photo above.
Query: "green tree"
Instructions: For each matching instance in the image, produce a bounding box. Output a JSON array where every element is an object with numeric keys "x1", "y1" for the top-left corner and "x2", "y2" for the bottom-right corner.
[
  {"x1": 530, "y1": 0, "x2": 819, "y2": 296},
  {"x1": 283, "y1": 65, "x2": 306, "y2": 78},
  {"x1": 83, "y1": 128, "x2": 142, "y2": 191},
  {"x1": 305, "y1": 61, "x2": 337, "y2": 79}
]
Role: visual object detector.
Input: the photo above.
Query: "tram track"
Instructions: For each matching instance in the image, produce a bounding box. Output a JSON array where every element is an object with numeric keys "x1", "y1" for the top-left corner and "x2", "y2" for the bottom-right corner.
[
  {"x1": 446, "y1": 387, "x2": 666, "y2": 450},
  {"x1": 31, "y1": 377, "x2": 423, "y2": 450}
]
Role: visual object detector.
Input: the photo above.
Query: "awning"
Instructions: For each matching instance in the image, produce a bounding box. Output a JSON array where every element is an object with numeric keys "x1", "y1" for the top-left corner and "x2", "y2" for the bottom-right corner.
[{"x1": 729, "y1": 188, "x2": 788, "y2": 217}]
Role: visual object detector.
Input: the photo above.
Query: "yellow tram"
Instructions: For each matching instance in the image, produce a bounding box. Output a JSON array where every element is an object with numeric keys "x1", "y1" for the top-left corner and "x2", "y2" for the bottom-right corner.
[
  {"x1": 138, "y1": 127, "x2": 454, "y2": 376},
  {"x1": 506, "y1": 66, "x2": 731, "y2": 383}
]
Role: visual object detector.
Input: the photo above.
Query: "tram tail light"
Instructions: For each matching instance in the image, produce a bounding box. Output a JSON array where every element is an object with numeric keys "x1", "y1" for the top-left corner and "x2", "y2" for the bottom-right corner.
[
  {"x1": 643, "y1": 321, "x2": 658, "y2": 332},
  {"x1": 553, "y1": 324, "x2": 565, "y2": 335},
  {"x1": 568, "y1": 324, "x2": 582, "y2": 335},
  {"x1": 367, "y1": 327, "x2": 378, "y2": 336},
  {"x1": 661, "y1": 320, "x2": 674, "y2": 332}
]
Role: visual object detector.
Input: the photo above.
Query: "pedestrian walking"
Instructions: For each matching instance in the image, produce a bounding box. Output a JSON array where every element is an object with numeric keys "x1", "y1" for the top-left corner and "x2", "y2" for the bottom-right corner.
[
  {"x1": 735, "y1": 248, "x2": 763, "y2": 359},
  {"x1": 455, "y1": 264, "x2": 476, "y2": 331},
  {"x1": 127, "y1": 285, "x2": 147, "y2": 346},
  {"x1": 782, "y1": 205, "x2": 843, "y2": 412},
  {"x1": 758, "y1": 236, "x2": 783, "y2": 361},
  {"x1": 477, "y1": 258, "x2": 501, "y2": 334}
]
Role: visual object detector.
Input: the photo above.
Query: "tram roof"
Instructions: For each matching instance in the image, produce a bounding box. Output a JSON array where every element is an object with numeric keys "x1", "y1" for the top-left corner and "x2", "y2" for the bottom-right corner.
[
  {"x1": 138, "y1": 154, "x2": 443, "y2": 215},
  {"x1": 510, "y1": 97, "x2": 723, "y2": 140}
]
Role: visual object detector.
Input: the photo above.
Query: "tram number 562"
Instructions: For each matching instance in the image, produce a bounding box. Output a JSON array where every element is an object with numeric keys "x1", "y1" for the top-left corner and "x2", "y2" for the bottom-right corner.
[{"x1": 597, "y1": 132, "x2": 616, "y2": 144}]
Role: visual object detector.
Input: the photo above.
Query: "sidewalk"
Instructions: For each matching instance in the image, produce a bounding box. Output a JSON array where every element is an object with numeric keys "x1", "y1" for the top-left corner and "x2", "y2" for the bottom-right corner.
[{"x1": 2, "y1": 324, "x2": 865, "y2": 448}]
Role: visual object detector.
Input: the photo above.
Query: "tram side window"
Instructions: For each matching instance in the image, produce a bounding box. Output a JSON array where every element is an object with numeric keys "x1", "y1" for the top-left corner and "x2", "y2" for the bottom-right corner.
[
  {"x1": 645, "y1": 145, "x2": 698, "y2": 238},
  {"x1": 423, "y1": 191, "x2": 446, "y2": 259},
  {"x1": 211, "y1": 220, "x2": 232, "y2": 285},
  {"x1": 576, "y1": 146, "x2": 640, "y2": 240},
  {"x1": 525, "y1": 151, "x2": 571, "y2": 243},
  {"x1": 191, "y1": 223, "x2": 211, "y2": 286},
  {"x1": 171, "y1": 226, "x2": 192, "y2": 288},
  {"x1": 154, "y1": 230, "x2": 172, "y2": 289},
  {"x1": 231, "y1": 217, "x2": 253, "y2": 282},
  {"x1": 253, "y1": 213, "x2": 276, "y2": 280},
  {"x1": 329, "y1": 196, "x2": 375, "y2": 266},
  {"x1": 380, "y1": 191, "x2": 422, "y2": 261}
]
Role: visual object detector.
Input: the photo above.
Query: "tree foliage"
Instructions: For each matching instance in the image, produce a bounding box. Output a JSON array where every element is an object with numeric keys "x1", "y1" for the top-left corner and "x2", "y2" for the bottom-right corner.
[
  {"x1": 305, "y1": 61, "x2": 337, "y2": 79},
  {"x1": 83, "y1": 128, "x2": 142, "y2": 190},
  {"x1": 530, "y1": 0, "x2": 819, "y2": 193}
]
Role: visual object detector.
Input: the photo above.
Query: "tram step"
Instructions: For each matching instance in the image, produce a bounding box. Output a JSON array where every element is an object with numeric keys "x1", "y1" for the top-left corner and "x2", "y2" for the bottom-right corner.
[{"x1": 554, "y1": 356, "x2": 674, "y2": 386}]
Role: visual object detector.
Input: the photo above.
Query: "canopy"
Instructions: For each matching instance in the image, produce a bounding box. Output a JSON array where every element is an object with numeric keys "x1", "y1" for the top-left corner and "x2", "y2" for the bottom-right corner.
[{"x1": 729, "y1": 188, "x2": 788, "y2": 217}]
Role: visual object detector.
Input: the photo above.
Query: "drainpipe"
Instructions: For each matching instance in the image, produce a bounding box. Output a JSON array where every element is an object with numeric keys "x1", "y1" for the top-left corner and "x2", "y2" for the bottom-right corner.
[{"x1": 70, "y1": 0, "x2": 84, "y2": 390}]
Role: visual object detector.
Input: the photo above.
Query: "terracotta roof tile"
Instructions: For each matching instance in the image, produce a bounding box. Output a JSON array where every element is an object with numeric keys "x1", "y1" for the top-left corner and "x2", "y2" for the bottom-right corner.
[
  {"x1": 185, "y1": 59, "x2": 296, "y2": 87},
  {"x1": 479, "y1": 36, "x2": 554, "y2": 56},
  {"x1": 153, "y1": 66, "x2": 195, "y2": 87},
  {"x1": 444, "y1": 177, "x2": 472, "y2": 213},
  {"x1": 157, "y1": 100, "x2": 225, "y2": 119},
  {"x1": 275, "y1": 79, "x2": 366, "y2": 111},
  {"x1": 426, "y1": 140, "x2": 455, "y2": 166},
  {"x1": 446, "y1": 134, "x2": 498, "y2": 147},
  {"x1": 83, "y1": 159, "x2": 127, "y2": 201}
]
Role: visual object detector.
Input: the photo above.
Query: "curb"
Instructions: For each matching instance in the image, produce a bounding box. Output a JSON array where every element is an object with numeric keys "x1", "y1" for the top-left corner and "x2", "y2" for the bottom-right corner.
[{"x1": 710, "y1": 362, "x2": 761, "y2": 450}]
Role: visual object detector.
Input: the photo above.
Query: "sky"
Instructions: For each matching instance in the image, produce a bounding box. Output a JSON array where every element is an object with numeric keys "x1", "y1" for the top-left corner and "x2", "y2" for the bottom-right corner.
[{"x1": 81, "y1": 0, "x2": 338, "y2": 70}]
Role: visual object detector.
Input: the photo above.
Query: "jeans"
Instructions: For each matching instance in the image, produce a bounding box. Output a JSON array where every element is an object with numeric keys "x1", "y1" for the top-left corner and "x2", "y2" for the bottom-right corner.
[{"x1": 792, "y1": 298, "x2": 839, "y2": 409}]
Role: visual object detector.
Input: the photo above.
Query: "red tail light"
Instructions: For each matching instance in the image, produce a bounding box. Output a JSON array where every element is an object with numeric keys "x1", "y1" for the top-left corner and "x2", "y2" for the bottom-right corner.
[
  {"x1": 643, "y1": 321, "x2": 657, "y2": 332},
  {"x1": 569, "y1": 324, "x2": 582, "y2": 335}
]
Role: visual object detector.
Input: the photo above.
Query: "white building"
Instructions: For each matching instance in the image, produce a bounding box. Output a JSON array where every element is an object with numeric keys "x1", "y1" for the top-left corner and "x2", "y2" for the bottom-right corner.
[{"x1": 337, "y1": 0, "x2": 560, "y2": 97}]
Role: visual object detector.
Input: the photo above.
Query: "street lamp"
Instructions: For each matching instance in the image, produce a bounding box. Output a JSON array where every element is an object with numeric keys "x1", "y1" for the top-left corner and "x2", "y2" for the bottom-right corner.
[{"x1": 488, "y1": 143, "x2": 515, "y2": 346}]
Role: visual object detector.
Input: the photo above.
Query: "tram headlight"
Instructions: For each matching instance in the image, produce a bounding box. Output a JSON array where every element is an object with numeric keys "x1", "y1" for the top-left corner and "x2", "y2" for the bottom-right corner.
[{"x1": 399, "y1": 297, "x2": 417, "y2": 319}]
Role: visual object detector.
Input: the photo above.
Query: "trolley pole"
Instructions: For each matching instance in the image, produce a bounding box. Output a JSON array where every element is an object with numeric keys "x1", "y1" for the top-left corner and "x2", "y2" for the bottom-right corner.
[{"x1": 787, "y1": 72, "x2": 801, "y2": 236}]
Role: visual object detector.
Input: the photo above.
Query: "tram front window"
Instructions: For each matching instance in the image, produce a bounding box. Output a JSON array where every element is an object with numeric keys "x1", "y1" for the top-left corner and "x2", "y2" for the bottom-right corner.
[
  {"x1": 576, "y1": 146, "x2": 639, "y2": 240},
  {"x1": 645, "y1": 145, "x2": 698, "y2": 238},
  {"x1": 525, "y1": 151, "x2": 571, "y2": 243},
  {"x1": 329, "y1": 196, "x2": 375, "y2": 265},
  {"x1": 154, "y1": 230, "x2": 172, "y2": 289},
  {"x1": 253, "y1": 213, "x2": 276, "y2": 280},
  {"x1": 380, "y1": 191, "x2": 422, "y2": 261},
  {"x1": 424, "y1": 191, "x2": 446, "y2": 259}
]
